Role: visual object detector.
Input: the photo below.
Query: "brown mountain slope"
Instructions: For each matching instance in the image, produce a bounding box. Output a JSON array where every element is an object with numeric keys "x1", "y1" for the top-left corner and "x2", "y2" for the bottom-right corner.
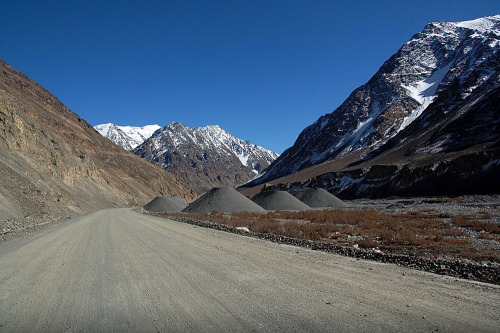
[{"x1": 0, "y1": 59, "x2": 196, "y2": 227}]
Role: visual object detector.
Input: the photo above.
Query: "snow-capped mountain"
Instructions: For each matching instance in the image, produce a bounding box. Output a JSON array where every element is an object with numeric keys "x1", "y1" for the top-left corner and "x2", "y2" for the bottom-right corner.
[
  {"x1": 94, "y1": 123, "x2": 161, "y2": 150},
  {"x1": 255, "y1": 15, "x2": 500, "y2": 185},
  {"x1": 133, "y1": 122, "x2": 279, "y2": 193}
]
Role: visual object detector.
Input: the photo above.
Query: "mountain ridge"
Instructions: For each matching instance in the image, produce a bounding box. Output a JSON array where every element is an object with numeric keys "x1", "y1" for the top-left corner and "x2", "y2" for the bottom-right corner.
[
  {"x1": 247, "y1": 15, "x2": 499, "y2": 193},
  {"x1": 132, "y1": 121, "x2": 279, "y2": 193}
]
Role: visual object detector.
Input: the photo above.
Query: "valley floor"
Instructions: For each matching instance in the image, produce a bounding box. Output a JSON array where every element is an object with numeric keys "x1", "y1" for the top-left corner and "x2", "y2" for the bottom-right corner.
[{"x1": 0, "y1": 208, "x2": 498, "y2": 332}]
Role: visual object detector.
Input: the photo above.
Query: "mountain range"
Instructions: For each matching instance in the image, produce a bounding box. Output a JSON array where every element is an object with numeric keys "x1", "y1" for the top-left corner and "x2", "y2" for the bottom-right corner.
[
  {"x1": 95, "y1": 122, "x2": 278, "y2": 193},
  {"x1": 132, "y1": 122, "x2": 278, "y2": 193},
  {"x1": 244, "y1": 15, "x2": 500, "y2": 197}
]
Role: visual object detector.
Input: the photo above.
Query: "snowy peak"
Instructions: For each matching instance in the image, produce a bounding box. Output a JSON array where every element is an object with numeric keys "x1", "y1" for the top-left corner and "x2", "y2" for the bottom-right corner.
[
  {"x1": 150, "y1": 122, "x2": 278, "y2": 172},
  {"x1": 133, "y1": 122, "x2": 279, "y2": 193},
  {"x1": 255, "y1": 15, "x2": 500, "y2": 183},
  {"x1": 448, "y1": 15, "x2": 500, "y2": 33},
  {"x1": 94, "y1": 123, "x2": 160, "y2": 150}
]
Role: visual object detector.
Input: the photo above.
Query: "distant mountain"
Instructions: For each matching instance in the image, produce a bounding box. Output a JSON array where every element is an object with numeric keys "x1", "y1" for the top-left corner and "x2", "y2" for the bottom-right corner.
[
  {"x1": 0, "y1": 59, "x2": 196, "y2": 226},
  {"x1": 133, "y1": 122, "x2": 279, "y2": 193},
  {"x1": 248, "y1": 15, "x2": 500, "y2": 197},
  {"x1": 94, "y1": 123, "x2": 160, "y2": 150}
]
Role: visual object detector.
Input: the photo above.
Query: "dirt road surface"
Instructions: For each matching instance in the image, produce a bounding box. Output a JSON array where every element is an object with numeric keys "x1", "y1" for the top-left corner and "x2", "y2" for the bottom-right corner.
[{"x1": 0, "y1": 208, "x2": 498, "y2": 332}]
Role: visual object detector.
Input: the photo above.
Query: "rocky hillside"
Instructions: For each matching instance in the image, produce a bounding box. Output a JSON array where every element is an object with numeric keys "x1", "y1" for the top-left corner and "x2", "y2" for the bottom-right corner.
[
  {"x1": 133, "y1": 122, "x2": 279, "y2": 193},
  {"x1": 0, "y1": 59, "x2": 196, "y2": 227},
  {"x1": 247, "y1": 15, "x2": 500, "y2": 197},
  {"x1": 255, "y1": 15, "x2": 500, "y2": 185},
  {"x1": 94, "y1": 123, "x2": 161, "y2": 150}
]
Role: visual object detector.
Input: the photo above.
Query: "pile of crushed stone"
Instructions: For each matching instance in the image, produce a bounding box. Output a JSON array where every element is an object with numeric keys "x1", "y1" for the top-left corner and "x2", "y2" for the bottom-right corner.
[
  {"x1": 144, "y1": 196, "x2": 188, "y2": 212},
  {"x1": 291, "y1": 188, "x2": 348, "y2": 208},
  {"x1": 251, "y1": 190, "x2": 311, "y2": 211},
  {"x1": 182, "y1": 187, "x2": 266, "y2": 213}
]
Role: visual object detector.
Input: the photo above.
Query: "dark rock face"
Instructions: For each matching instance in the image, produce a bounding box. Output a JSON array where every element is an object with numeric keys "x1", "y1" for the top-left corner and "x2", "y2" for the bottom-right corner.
[
  {"x1": 253, "y1": 15, "x2": 500, "y2": 194},
  {"x1": 270, "y1": 150, "x2": 500, "y2": 199},
  {"x1": 133, "y1": 122, "x2": 278, "y2": 193}
]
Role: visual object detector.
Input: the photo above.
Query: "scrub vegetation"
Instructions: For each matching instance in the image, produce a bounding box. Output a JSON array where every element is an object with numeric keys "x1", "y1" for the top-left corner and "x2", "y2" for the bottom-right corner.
[{"x1": 161, "y1": 208, "x2": 500, "y2": 263}]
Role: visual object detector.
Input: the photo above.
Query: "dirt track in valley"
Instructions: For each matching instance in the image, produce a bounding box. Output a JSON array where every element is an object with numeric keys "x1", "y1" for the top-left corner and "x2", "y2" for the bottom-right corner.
[{"x1": 0, "y1": 208, "x2": 498, "y2": 332}]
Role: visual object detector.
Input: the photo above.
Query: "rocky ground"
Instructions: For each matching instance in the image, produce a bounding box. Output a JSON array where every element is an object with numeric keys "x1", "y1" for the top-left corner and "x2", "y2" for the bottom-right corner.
[
  {"x1": 349, "y1": 195, "x2": 500, "y2": 216},
  {"x1": 0, "y1": 214, "x2": 76, "y2": 242}
]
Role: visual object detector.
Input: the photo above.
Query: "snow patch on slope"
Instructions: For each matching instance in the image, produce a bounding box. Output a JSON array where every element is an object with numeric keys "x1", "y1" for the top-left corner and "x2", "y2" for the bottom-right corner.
[
  {"x1": 400, "y1": 62, "x2": 453, "y2": 131},
  {"x1": 94, "y1": 123, "x2": 112, "y2": 137},
  {"x1": 454, "y1": 15, "x2": 500, "y2": 33}
]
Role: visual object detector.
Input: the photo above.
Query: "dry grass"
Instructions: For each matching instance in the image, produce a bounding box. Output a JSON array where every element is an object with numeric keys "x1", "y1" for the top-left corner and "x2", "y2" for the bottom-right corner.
[
  {"x1": 478, "y1": 234, "x2": 500, "y2": 241},
  {"x1": 424, "y1": 197, "x2": 465, "y2": 203},
  {"x1": 161, "y1": 208, "x2": 500, "y2": 263},
  {"x1": 479, "y1": 211, "x2": 492, "y2": 220},
  {"x1": 459, "y1": 249, "x2": 499, "y2": 263},
  {"x1": 452, "y1": 216, "x2": 500, "y2": 234}
]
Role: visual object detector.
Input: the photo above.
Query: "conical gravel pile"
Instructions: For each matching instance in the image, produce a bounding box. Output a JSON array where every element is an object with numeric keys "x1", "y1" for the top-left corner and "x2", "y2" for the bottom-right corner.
[
  {"x1": 251, "y1": 190, "x2": 311, "y2": 211},
  {"x1": 182, "y1": 187, "x2": 266, "y2": 213},
  {"x1": 291, "y1": 188, "x2": 348, "y2": 208},
  {"x1": 144, "y1": 196, "x2": 188, "y2": 212}
]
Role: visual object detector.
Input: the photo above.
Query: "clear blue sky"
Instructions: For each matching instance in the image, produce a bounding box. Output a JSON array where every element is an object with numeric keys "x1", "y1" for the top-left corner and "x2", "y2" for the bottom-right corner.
[{"x1": 1, "y1": 1, "x2": 498, "y2": 154}]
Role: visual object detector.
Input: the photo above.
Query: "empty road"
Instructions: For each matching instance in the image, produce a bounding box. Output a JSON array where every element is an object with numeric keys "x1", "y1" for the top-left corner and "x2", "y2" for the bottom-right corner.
[{"x1": 0, "y1": 208, "x2": 498, "y2": 332}]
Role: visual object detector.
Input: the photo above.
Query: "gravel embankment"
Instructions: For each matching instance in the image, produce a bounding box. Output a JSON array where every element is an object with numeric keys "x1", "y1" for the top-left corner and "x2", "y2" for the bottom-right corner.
[{"x1": 0, "y1": 215, "x2": 72, "y2": 242}]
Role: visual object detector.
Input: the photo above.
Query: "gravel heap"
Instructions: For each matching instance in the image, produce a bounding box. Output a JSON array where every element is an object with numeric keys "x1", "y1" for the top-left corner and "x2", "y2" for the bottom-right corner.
[
  {"x1": 182, "y1": 187, "x2": 266, "y2": 213},
  {"x1": 144, "y1": 196, "x2": 188, "y2": 212},
  {"x1": 291, "y1": 188, "x2": 348, "y2": 208},
  {"x1": 252, "y1": 190, "x2": 311, "y2": 211}
]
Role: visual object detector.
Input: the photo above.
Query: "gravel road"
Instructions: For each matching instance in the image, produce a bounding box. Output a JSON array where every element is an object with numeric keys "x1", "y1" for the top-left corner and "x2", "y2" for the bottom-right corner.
[{"x1": 0, "y1": 208, "x2": 498, "y2": 332}]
